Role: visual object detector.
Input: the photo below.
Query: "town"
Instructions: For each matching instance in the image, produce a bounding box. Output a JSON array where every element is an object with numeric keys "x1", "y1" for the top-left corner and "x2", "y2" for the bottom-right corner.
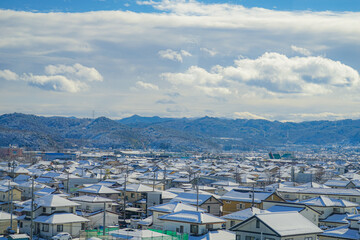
[{"x1": 0, "y1": 146, "x2": 359, "y2": 240}]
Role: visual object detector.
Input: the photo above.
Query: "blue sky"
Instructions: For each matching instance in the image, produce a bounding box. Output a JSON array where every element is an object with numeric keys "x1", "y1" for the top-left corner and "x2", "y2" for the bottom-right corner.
[
  {"x1": 1, "y1": 0, "x2": 359, "y2": 12},
  {"x1": 0, "y1": 0, "x2": 360, "y2": 121}
]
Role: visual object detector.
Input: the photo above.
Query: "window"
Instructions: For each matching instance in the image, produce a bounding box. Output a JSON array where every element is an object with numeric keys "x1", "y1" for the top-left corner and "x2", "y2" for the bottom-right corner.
[
  {"x1": 236, "y1": 236, "x2": 241, "y2": 240},
  {"x1": 207, "y1": 206, "x2": 211, "y2": 212},
  {"x1": 20, "y1": 222, "x2": 23, "y2": 228},
  {"x1": 225, "y1": 200, "x2": 231, "y2": 204},
  {"x1": 245, "y1": 237, "x2": 255, "y2": 240},
  {"x1": 190, "y1": 224, "x2": 198, "y2": 234},
  {"x1": 70, "y1": 207, "x2": 74, "y2": 212},
  {"x1": 57, "y1": 224, "x2": 63, "y2": 232},
  {"x1": 236, "y1": 203, "x2": 242, "y2": 210},
  {"x1": 42, "y1": 224, "x2": 49, "y2": 232},
  {"x1": 51, "y1": 207, "x2": 56, "y2": 211},
  {"x1": 131, "y1": 193, "x2": 135, "y2": 198},
  {"x1": 230, "y1": 220, "x2": 235, "y2": 227},
  {"x1": 43, "y1": 207, "x2": 46, "y2": 213},
  {"x1": 179, "y1": 225, "x2": 184, "y2": 233},
  {"x1": 256, "y1": 220, "x2": 260, "y2": 228},
  {"x1": 206, "y1": 224, "x2": 213, "y2": 230},
  {"x1": 86, "y1": 206, "x2": 90, "y2": 210},
  {"x1": 81, "y1": 223, "x2": 85, "y2": 230}
]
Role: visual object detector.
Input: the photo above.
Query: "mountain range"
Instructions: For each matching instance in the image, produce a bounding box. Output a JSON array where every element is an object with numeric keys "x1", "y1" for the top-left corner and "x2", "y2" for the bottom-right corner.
[{"x1": 1, "y1": 113, "x2": 360, "y2": 151}]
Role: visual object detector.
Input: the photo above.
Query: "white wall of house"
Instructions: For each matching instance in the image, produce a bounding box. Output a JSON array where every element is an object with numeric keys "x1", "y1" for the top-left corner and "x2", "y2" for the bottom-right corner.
[
  {"x1": 75, "y1": 202, "x2": 112, "y2": 212},
  {"x1": 38, "y1": 222, "x2": 84, "y2": 239},
  {"x1": 87, "y1": 212, "x2": 119, "y2": 228}
]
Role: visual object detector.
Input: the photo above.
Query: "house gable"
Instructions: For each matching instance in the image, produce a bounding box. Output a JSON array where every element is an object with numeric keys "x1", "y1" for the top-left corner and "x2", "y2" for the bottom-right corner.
[{"x1": 230, "y1": 215, "x2": 279, "y2": 237}]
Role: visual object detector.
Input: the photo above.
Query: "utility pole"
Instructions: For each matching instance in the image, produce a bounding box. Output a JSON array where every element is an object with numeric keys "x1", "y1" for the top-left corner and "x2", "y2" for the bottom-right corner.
[
  {"x1": 251, "y1": 183, "x2": 255, "y2": 210},
  {"x1": 196, "y1": 172, "x2": 199, "y2": 212},
  {"x1": 103, "y1": 202, "x2": 106, "y2": 236},
  {"x1": 30, "y1": 177, "x2": 34, "y2": 240},
  {"x1": 66, "y1": 171, "x2": 70, "y2": 194},
  {"x1": 9, "y1": 160, "x2": 15, "y2": 231},
  {"x1": 152, "y1": 168, "x2": 156, "y2": 191},
  {"x1": 122, "y1": 163, "x2": 128, "y2": 225}
]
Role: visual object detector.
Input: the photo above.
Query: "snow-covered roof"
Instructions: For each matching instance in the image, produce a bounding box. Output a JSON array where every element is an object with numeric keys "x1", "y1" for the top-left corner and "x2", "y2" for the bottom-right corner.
[
  {"x1": 222, "y1": 207, "x2": 268, "y2": 221},
  {"x1": 77, "y1": 184, "x2": 119, "y2": 194},
  {"x1": 298, "y1": 188, "x2": 360, "y2": 196},
  {"x1": 170, "y1": 192, "x2": 214, "y2": 206},
  {"x1": 69, "y1": 195, "x2": 114, "y2": 203},
  {"x1": 148, "y1": 201, "x2": 205, "y2": 213},
  {"x1": 324, "y1": 180, "x2": 351, "y2": 187},
  {"x1": 299, "y1": 196, "x2": 358, "y2": 207},
  {"x1": 189, "y1": 230, "x2": 235, "y2": 240},
  {"x1": 0, "y1": 211, "x2": 12, "y2": 220},
  {"x1": 322, "y1": 213, "x2": 353, "y2": 224},
  {"x1": 220, "y1": 190, "x2": 273, "y2": 203},
  {"x1": 110, "y1": 229, "x2": 169, "y2": 239},
  {"x1": 35, "y1": 195, "x2": 79, "y2": 208},
  {"x1": 116, "y1": 183, "x2": 153, "y2": 192},
  {"x1": 266, "y1": 205, "x2": 305, "y2": 213},
  {"x1": 320, "y1": 225, "x2": 359, "y2": 240},
  {"x1": 34, "y1": 212, "x2": 89, "y2": 224},
  {"x1": 211, "y1": 181, "x2": 239, "y2": 187},
  {"x1": 254, "y1": 212, "x2": 322, "y2": 236},
  {"x1": 159, "y1": 210, "x2": 225, "y2": 224}
]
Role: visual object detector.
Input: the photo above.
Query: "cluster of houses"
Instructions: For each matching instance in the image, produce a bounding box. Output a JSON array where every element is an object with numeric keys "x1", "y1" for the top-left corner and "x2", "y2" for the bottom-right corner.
[{"x1": 0, "y1": 152, "x2": 359, "y2": 239}]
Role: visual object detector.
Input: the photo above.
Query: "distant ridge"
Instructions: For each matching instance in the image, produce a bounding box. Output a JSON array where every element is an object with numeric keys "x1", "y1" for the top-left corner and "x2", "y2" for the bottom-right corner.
[{"x1": 1, "y1": 113, "x2": 360, "y2": 151}]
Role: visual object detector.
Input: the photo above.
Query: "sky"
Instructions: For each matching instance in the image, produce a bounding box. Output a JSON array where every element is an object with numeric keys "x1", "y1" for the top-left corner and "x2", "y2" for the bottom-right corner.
[{"x1": 0, "y1": 0, "x2": 360, "y2": 122}]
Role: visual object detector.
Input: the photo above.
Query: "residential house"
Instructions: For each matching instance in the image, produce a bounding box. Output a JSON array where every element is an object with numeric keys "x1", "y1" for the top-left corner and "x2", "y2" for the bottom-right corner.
[
  {"x1": 222, "y1": 207, "x2": 268, "y2": 230},
  {"x1": 148, "y1": 201, "x2": 205, "y2": 230},
  {"x1": 230, "y1": 212, "x2": 323, "y2": 240},
  {"x1": 262, "y1": 201, "x2": 320, "y2": 226},
  {"x1": 170, "y1": 192, "x2": 223, "y2": 216},
  {"x1": 220, "y1": 190, "x2": 284, "y2": 215},
  {"x1": 0, "y1": 211, "x2": 17, "y2": 234},
  {"x1": 319, "y1": 214, "x2": 360, "y2": 239},
  {"x1": 76, "y1": 184, "x2": 119, "y2": 200},
  {"x1": 17, "y1": 194, "x2": 89, "y2": 239},
  {"x1": 158, "y1": 210, "x2": 226, "y2": 236}
]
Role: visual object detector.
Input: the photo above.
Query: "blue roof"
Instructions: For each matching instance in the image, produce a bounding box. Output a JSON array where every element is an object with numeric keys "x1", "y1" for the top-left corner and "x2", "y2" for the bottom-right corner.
[{"x1": 266, "y1": 205, "x2": 305, "y2": 213}]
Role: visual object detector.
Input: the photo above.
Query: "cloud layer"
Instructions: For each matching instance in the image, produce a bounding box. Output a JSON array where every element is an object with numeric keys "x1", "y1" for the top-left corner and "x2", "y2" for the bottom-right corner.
[{"x1": 1, "y1": 0, "x2": 360, "y2": 120}]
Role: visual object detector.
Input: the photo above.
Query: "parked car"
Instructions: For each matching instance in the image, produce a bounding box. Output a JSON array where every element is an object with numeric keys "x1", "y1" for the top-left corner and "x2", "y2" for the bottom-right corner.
[{"x1": 52, "y1": 232, "x2": 72, "y2": 240}]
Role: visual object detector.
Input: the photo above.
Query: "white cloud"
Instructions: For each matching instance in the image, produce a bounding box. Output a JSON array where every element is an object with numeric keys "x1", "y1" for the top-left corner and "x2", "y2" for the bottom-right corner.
[
  {"x1": 0, "y1": 69, "x2": 18, "y2": 81},
  {"x1": 288, "y1": 112, "x2": 360, "y2": 122},
  {"x1": 0, "y1": 63, "x2": 103, "y2": 93},
  {"x1": 136, "y1": 81, "x2": 159, "y2": 90},
  {"x1": 234, "y1": 112, "x2": 267, "y2": 120},
  {"x1": 158, "y1": 49, "x2": 192, "y2": 62},
  {"x1": 45, "y1": 63, "x2": 103, "y2": 82},
  {"x1": 200, "y1": 47, "x2": 217, "y2": 56},
  {"x1": 22, "y1": 74, "x2": 89, "y2": 93},
  {"x1": 291, "y1": 45, "x2": 312, "y2": 56},
  {"x1": 162, "y1": 52, "x2": 360, "y2": 97},
  {"x1": 217, "y1": 52, "x2": 360, "y2": 95}
]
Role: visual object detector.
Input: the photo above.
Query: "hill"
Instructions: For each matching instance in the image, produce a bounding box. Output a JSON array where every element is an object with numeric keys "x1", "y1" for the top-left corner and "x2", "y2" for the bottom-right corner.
[{"x1": 1, "y1": 113, "x2": 360, "y2": 151}]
